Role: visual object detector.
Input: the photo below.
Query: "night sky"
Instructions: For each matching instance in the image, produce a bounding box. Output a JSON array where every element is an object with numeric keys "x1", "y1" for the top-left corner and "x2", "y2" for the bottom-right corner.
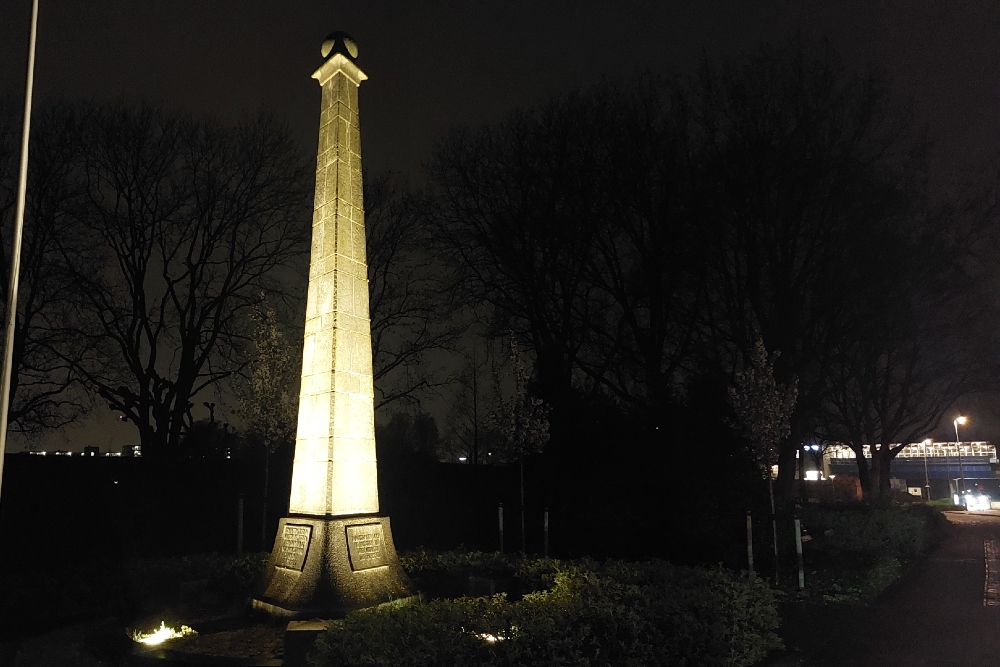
[{"x1": 2, "y1": 0, "x2": 1000, "y2": 448}]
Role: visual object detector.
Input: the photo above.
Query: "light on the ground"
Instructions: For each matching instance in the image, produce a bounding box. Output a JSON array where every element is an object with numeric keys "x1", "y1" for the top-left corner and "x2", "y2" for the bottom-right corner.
[{"x1": 133, "y1": 621, "x2": 196, "y2": 645}]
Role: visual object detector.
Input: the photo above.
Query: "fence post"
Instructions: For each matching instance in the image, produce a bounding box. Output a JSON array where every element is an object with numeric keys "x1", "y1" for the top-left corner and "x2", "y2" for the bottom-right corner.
[
  {"x1": 236, "y1": 494, "x2": 245, "y2": 556},
  {"x1": 794, "y1": 516, "x2": 805, "y2": 590},
  {"x1": 498, "y1": 503, "x2": 504, "y2": 553},
  {"x1": 746, "y1": 511, "x2": 754, "y2": 577},
  {"x1": 543, "y1": 508, "x2": 549, "y2": 556}
]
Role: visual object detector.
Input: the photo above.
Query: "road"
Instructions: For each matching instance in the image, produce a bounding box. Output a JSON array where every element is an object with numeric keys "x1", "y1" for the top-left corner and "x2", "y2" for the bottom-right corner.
[{"x1": 780, "y1": 510, "x2": 1000, "y2": 666}]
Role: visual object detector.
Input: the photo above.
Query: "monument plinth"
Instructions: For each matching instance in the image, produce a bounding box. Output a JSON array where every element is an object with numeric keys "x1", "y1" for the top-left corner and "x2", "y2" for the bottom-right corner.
[{"x1": 252, "y1": 32, "x2": 415, "y2": 618}]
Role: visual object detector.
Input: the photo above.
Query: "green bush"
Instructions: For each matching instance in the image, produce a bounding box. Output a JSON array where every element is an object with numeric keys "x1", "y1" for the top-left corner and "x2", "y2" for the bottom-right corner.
[
  {"x1": 800, "y1": 504, "x2": 926, "y2": 563},
  {"x1": 126, "y1": 552, "x2": 268, "y2": 603},
  {"x1": 860, "y1": 557, "x2": 901, "y2": 598},
  {"x1": 310, "y1": 558, "x2": 781, "y2": 667},
  {"x1": 400, "y1": 548, "x2": 560, "y2": 599},
  {"x1": 927, "y1": 498, "x2": 965, "y2": 511}
]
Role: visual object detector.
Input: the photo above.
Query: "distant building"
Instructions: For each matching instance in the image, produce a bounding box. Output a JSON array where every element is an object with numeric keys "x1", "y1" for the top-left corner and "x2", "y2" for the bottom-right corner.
[
  {"x1": 83, "y1": 446, "x2": 100, "y2": 457},
  {"x1": 817, "y1": 441, "x2": 998, "y2": 499}
]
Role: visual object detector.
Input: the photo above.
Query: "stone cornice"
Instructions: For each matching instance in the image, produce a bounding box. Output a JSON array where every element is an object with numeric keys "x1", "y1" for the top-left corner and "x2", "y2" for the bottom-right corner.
[{"x1": 312, "y1": 53, "x2": 368, "y2": 87}]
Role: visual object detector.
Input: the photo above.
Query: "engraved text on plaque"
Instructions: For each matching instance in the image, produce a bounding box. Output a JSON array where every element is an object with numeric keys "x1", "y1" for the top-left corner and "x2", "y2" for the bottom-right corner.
[
  {"x1": 346, "y1": 523, "x2": 387, "y2": 570},
  {"x1": 275, "y1": 524, "x2": 312, "y2": 571}
]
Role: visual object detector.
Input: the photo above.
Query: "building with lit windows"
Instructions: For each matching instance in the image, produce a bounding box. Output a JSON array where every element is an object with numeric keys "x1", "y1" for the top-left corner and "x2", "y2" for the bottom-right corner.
[{"x1": 818, "y1": 441, "x2": 998, "y2": 499}]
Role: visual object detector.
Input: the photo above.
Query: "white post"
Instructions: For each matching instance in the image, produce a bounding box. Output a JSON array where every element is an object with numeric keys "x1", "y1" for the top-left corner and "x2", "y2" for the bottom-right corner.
[
  {"x1": 236, "y1": 495, "x2": 245, "y2": 556},
  {"x1": 794, "y1": 517, "x2": 804, "y2": 590},
  {"x1": 498, "y1": 502, "x2": 504, "y2": 553},
  {"x1": 543, "y1": 508, "x2": 549, "y2": 556}
]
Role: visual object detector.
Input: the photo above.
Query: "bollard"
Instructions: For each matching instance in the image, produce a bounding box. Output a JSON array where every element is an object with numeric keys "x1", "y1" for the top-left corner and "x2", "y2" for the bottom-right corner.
[{"x1": 794, "y1": 516, "x2": 804, "y2": 590}]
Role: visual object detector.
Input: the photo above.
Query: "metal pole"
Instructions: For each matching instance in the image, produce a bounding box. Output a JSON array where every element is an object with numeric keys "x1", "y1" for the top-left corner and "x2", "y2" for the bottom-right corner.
[
  {"x1": 236, "y1": 495, "x2": 245, "y2": 556},
  {"x1": 955, "y1": 421, "x2": 965, "y2": 495},
  {"x1": 0, "y1": 0, "x2": 40, "y2": 510},
  {"x1": 543, "y1": 508, "x2": 549, "y2": 557},
  {"x1": 923, "y1": 441, "x2": 932, "y2": 501},
  {"x1": 746, "y1": 511, "x2": 754, "y2": 577},
  {"x1": 769, "y1": 478, "x2": 779, "y2": 586},
  {"x1": 794, "y1": 517, "x2": 804, "y2": 590},
  {"x1": 944, "y1": 450, "x2": 955, "y2": 496},
  {"x1": 498, "y1": 502, "x2": 504, "y2": 553}
]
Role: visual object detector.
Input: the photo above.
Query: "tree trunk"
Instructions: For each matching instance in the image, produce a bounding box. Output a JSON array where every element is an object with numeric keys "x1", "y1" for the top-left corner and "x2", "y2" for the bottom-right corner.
[
  {"x1": 872, "y1": 448, "x2": 894, "y2": 501},
  {"x1": 854, "y1": 452, "x2": 872, "y2": 500}
]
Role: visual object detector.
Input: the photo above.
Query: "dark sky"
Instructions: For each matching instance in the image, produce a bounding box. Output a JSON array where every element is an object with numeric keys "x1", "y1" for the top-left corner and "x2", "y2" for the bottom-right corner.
[
  {"x1": 4, "y1": 0, "x2": 1000, "y2": 180},
  {"x1": 2, "y1": 0, "x2": 1000, "y2": 447}
]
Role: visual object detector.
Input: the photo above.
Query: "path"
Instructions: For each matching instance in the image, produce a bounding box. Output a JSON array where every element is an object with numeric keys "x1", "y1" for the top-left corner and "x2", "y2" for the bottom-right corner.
[{"x1": 778, "y1": 510, "x2": 1000, "y2": 666}]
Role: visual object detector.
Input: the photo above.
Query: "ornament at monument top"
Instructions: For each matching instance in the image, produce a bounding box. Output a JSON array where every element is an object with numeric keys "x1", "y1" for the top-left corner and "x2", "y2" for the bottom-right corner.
[{"x1": 321, "y1": 32, "x2": 359, "y2": 60}]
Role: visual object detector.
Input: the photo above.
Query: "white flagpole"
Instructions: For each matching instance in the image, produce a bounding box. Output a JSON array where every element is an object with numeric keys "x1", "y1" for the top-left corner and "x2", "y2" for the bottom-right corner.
[{"x1": 0, "y1": 0, "x2": 41, "y2": 509}]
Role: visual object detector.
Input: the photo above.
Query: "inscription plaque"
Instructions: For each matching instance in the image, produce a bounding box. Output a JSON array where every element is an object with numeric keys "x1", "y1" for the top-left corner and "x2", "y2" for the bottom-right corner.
[
  {"x1": 346, "y1": 523, "x2": 387, "y2": 571},
  {"x1": 275, "y1": 524, "x2": 312, "y2": 571}
]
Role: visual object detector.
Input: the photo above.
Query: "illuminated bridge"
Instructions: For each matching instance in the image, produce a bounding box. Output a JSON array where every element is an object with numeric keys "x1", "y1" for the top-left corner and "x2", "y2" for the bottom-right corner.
[{"x1": 823, "y1": 441, "x2": 998, "y2": 497}]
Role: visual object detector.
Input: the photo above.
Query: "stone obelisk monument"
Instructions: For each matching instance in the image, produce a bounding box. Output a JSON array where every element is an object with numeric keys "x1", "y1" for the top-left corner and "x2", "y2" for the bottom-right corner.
[{"x1": 252, "y1": 32, "x2": 415, "y2": 618}]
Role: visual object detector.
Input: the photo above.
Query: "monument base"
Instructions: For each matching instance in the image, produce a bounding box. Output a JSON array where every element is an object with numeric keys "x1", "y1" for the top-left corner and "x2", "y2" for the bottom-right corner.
[{"x1": 251, "y1": 515, "x2": 416, "y2": 619}]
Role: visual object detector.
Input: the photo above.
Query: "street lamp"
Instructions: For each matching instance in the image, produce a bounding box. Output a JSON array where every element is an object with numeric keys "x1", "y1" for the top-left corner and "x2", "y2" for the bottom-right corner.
[
  {"x1": 922, "y1": 438, "x2": 932, "y2": 501},
  {"x1": 955, "y1": 416, "x2": 968, "y2": 494}
]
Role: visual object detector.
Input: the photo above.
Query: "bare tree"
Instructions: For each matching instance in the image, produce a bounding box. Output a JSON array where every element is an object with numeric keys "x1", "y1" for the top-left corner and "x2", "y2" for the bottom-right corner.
[
  {"x1": 365, "y1": 172, "x2": 462, "y2": 411},
  {"x1": 60, "y1": 103, "x2": 310, "y2": 458},
  {"x1": 0, "y1": 100, "x2": 89, "y2": 436},
  {"x1": 427, "y1": 98, "x2": 609, "y2": 413},
  {"x1": 692, "y1": 39, "x2": 929, "y2": 498},
  {"x1": 442, "y1": 345, "x2": 502, "y2": 464},
  {"x1": 819, "y1": 199, "x2": 1000, "y2": 499}
]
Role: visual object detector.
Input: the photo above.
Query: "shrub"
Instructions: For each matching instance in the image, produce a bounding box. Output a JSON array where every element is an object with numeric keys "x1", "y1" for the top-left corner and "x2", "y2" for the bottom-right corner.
[
  {"x1": 800, "y1": 504, "x2": 926, "y2": 563},
  {"x1": 860, "y1": 557, "x2": 901, "y2": 598},
  {"x1": 310, "y1": 558, "x2": 781, "y2": 667},
  {"x1": 125, "y1": 552, "x2": 267, "y2": 607},
  {"x1": 400, "y1": 548, "x2": 559, "y2": 599}
]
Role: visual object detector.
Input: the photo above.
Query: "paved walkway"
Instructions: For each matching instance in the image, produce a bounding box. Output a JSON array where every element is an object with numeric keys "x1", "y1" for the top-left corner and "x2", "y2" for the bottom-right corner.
[{"x1": 778, "y1": 510, "x2": 1000, "y2": 666}]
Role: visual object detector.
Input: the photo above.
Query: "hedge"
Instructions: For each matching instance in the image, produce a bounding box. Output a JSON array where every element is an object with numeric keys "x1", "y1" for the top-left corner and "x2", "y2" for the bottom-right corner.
[{"x1": 310, "y1": 557, "x2": 781, "y2": 667}]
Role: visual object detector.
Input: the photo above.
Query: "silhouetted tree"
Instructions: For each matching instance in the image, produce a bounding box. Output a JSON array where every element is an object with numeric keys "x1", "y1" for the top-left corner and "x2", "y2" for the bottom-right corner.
[
  {"x1": 0, "y1": 100, "x2": 90, "y2": 436},
  {"x1": 692, "y1": 39, "x2": 930, "y2": 498},
  {"x1": 427, "y1": 75, "x2": 704, "y2": 419},
  {"x1": 819, "y1": 194, "x2": 1000, "y2": 499},
  {"x1": 59, "y1": 103, "x2": 310, "y2": 458},
  {"x1": 442, "y1": 345, "x2": 502, "y2": 464},
  {"x1": 427, "y1": 95, "x2": 609, "y2": 414},
  {"x1": 376, "y1": 410, "x2": 442, "y2": 462},
  {"x1": 365, "y1": 173, "x2": 462, "y2": 411},
  {"x1": 177, "y1": 415, "x2": 236, "y2": 459}
]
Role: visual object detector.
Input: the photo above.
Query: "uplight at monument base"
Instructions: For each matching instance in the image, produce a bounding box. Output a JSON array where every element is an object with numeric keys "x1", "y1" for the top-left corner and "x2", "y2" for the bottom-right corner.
[{"x1": 132, "y1": 621, "x2": 196, "y2": 645}]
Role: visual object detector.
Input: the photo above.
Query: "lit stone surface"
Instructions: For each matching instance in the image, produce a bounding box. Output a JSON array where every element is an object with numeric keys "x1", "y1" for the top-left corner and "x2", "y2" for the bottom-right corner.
[
  {"x1": 288, "y1": 50, "x2": 376, "y2": 517},
  {"x1": 253, "y1": 35, "x2": 415, "y2": 619}
]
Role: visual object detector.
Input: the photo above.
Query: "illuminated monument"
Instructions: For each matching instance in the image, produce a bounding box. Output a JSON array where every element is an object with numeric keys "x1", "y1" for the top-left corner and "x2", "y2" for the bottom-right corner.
[{"x1": 252, "y1": 32, "x2": 414, "y2": 618}]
